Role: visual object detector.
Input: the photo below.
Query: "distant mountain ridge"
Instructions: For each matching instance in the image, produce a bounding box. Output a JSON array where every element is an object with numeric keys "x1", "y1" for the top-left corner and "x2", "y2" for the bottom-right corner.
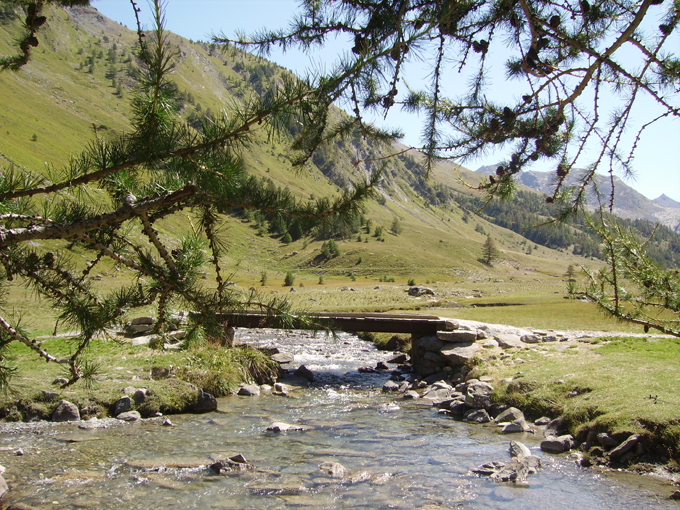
[
  {"x1": 476, "y1": 166, "x2": 680, "y2": 232},
  {"x1": 653, "y1": 194, "x2": 680, "y2": 209}
]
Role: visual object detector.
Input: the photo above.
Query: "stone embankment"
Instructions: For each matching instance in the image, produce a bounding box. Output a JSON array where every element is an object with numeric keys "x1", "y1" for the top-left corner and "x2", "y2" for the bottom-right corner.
[
  {"x1": 410, "y1": 317, "x2": 574, "y2": 377},
  {"x1": 379, "y1": 352, "x2": 668, "y2": 488}
]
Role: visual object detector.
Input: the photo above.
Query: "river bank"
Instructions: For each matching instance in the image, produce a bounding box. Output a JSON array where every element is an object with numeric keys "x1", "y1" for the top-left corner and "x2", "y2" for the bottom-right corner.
[{"x1": 404, "y1": 318, "x2": 680, "y2": 476}]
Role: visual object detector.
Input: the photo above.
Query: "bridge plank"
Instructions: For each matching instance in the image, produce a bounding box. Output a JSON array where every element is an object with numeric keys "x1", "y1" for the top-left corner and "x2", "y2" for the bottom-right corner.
[{"x1": 215, "y1": 312, "x2": 451, "y2": 334}]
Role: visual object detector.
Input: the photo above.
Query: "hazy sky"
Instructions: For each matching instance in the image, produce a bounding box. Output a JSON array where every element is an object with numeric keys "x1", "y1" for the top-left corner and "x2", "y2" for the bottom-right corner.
[{"x1": 93, "y1": 0, "x2": 680, "y2": 202}]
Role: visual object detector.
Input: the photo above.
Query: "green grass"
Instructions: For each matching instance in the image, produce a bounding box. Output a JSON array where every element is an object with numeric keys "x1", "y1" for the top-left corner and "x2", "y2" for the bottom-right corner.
[
  {"x1": 0, "y1": 336, "x2": 278, "y2": 421},
  {"x1": 478, "y1": 337, "x2": 680, "y2": 459}
]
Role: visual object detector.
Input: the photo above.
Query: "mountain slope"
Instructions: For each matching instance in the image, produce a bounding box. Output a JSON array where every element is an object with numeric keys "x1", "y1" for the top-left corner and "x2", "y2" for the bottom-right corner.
[{"x1": 0, "y1": 4, "x2": 654, "y2": 283}]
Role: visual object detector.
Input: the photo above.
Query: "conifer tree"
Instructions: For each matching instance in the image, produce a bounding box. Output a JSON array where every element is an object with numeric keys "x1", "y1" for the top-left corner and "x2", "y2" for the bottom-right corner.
[{"x1": 482, "y1": 236, "x2": 499, "y2": 266}]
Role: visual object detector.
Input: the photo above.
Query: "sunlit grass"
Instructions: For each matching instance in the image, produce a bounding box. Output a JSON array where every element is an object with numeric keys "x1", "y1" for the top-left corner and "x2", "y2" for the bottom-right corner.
[{"x1": 480, "y1": 337, "x2": 680, "y2": 455}]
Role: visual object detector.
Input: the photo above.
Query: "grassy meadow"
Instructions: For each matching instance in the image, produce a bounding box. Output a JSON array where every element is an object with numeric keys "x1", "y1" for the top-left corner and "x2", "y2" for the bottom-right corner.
[{"x1": 475, "y1": 336, "x2": 680, "y2": 460}]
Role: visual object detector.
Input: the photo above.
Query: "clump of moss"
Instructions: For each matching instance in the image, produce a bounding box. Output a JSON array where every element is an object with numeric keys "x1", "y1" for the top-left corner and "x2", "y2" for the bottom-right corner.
[
  {"x1": 358, "y1": 332, "x2": 410, "y2": 352},
  {"x1": 137, "y1": 379, "x2": 200, "y2": 417}
]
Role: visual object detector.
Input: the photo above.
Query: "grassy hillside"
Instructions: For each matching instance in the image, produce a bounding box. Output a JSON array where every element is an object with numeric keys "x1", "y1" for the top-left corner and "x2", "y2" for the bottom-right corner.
[{"x1": 1, "y1": 3, "x2": 638, "y2": 333}]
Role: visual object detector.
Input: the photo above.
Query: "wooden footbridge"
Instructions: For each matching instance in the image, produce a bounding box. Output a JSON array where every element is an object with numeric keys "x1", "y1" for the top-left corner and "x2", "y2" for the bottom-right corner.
[{"x1": 216, "y1": 311, "x2": 455, "y2": 335}]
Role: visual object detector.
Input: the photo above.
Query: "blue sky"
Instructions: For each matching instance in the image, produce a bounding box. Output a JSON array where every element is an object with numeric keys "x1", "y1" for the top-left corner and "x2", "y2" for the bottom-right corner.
[{"x1": 93, "y1": 0, "x2": 680, "y2": 202}]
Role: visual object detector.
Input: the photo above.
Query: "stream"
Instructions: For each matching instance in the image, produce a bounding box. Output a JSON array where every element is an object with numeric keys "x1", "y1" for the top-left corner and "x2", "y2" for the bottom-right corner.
[{"x1": 0, "y1": 329, "x2": 677, "y2": 509}]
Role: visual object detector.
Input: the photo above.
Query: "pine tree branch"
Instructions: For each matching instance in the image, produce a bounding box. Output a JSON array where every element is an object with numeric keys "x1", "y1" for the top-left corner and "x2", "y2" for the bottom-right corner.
[{"x1": 0, "y1": 185, "x2": 197, "y2": 247}]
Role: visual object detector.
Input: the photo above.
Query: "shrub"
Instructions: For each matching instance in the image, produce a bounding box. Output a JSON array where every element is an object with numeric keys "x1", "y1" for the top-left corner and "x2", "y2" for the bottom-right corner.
[
  {"x1": 284, "y1": 271, "x2": 295, "y2": 286},
  {"x1": 390, "y1": 217, "x2": 403, "y2": 235},
  {"x1": 320, "y1": 239, "x2": 340, "y2": 260}
]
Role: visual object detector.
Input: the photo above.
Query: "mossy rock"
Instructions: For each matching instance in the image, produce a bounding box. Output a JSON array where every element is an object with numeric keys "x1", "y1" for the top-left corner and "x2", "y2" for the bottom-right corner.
[{"x1": 137, "y1": 379, "x2": 200, "y2": 417}]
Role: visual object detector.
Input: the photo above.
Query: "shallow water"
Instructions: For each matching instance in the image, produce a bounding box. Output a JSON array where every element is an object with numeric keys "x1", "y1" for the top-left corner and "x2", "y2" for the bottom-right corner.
[{"x1": 0, "y1": 330, "x2": 677, "y2": 509}]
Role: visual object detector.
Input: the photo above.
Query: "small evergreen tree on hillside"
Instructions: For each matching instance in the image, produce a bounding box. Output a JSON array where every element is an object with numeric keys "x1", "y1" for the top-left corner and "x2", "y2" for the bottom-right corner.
[
  {"x1": 283, "y1": 271, "x2": 295, "y2": 287},
  {"x1": 482, "y1": 236, "x2": 499, "y2": 266},
  {"x1": 390, "y1": 217, "x2": 403, "y2": 236},
  {"x1": 320, "y1": 239, "x2": 341, "y2": 260}
]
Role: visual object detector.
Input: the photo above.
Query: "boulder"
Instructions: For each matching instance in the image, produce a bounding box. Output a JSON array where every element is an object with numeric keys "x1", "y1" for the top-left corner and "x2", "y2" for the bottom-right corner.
[
  {"x1": 534, "y1": 416, "x2": 552, "y2": 426},
  {"x1": 421, "y1": 388, "x2": 453, "y2": 406},
  {"x1": 210, "y1": 455, "x2": 254, "y2": 474},
  {"x1": 266, "y1": 422, "x2": 314, "y2": 432},
  {"x1": 501, "y1": 419, "x2": 532, "y2": 433},
  {"x1": 544, "y1": 416, "x2": 568, "y2": 437},
  {"x1": 52, "y1": 400, "x2": 80, "y2": 422},
  {"x1": 417, "y1": 335, "x2": 444, "y2": 351},
  {"x1": 192, "y1": 390, "x2": 217, "y2": 413},
  {"x1": 382, "y1": 380, "x2": 400, "y2": 392},
  {"x1": 430, "y1": 381, "x2": 454, "y2": 391},
  {"x1": 596, "y1": 432, "x2": 619, "y2": 447},
  {"x1": 319, "y1": 461, "x2": 348, "y2": 479},
  {"x1": 116, "y1": 411, "x2": 141, "y2": 422},
  {"x1": 408, "y1": 286, "x2": 434, "y2": 296},
  {"x1": 509, "y1": 440, "x2": 532, "y2": 458},
  {"x1": 494, "y1": 407, "x2": 525, "y2": 423},
  {"x1": 463, "y1": 408, "x2": 491, "y2": 423},
  {"x1": 440, "y1": 342, "x2": 481, "y2": 365},
  {"x1": 437, "y1": 330, "x2": 478, "y2": 343},
  {"x1": 490, "y1": 455, "x2": 541, "y2": 484},
  {"x1": 465, "y1": 381, "x2": 494, "y2": 409},
  {"x1": 495, "y1": 334, "x2": 524, "y2": 349},
  {"x1": 540, "y1": 435, "x2": 576, "y2": 453},
  {"x1": 402, "y1": 390, "x2": 420, "y2": 400},
  {"x1": 423, "y1": 351, "x2": 446, "y2": 364},
  {"x1": 609, "y1": 434, "x2": 639, "y2": 461},
  {"x1": 113, "y1": 396, "x2": 132, "y2": 416},
  {"x1": 127, "y1": 324, "x2": 153, "y2": 334},
  {"x1": 521, "y1": 334, "x2": 541, "y2": 344},
  {"x1": 237, "y1": 384, "x2": 261, "y2": 397},
  {"x1": 271, "y1": 352, "x2": 295, "y2": 364},
  {"x1": 488, "y1": 403, "x2": 509, "y2": 419},
  {"x1": 0, "y1": 475, "x2": 7, "y2": 499},
  {"x1": 387, "y1": 353, "x2": 409, "y2": 364},
  {"x1": 472, "y1": 461, "x2": 507, "y2": 476},
  {"x1": 294, "y1": 365, "x2": 315, "y2": 382},
  {"x1": 133, "y1": 388, "x2": 148, "y2": 404},
  {"x1": 274, "y1": 382, "x2": 289, "y2": 393},
  {"x1": 131, "y1": 334, "x2": 156, "y2": 346},
  {"x1": 449, "y1": 400, "x2": 467, "y2": 416}
]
